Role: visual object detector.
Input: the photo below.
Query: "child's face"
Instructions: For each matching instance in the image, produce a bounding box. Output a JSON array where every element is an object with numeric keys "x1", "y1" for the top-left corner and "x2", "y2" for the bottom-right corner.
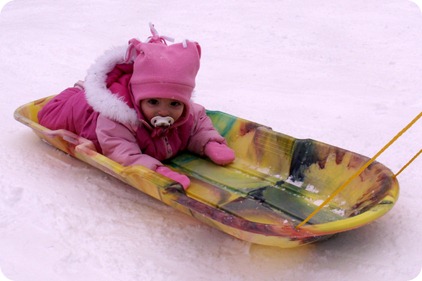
[{"x1": 140, "y1": 98, "x2": 185, "y2": 125}]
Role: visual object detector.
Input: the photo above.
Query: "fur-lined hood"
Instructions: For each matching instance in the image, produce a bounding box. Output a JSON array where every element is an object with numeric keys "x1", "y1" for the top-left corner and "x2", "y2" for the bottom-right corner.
[
  {"x1": 83, "y1": 40, "x2": 199, "y2": 129},
  {"x1": 84, "y1": 45, "x2": 140, "y2": 125},
  {"x1": 82, "y1": 22, "x2": 201, "y2": 128}
]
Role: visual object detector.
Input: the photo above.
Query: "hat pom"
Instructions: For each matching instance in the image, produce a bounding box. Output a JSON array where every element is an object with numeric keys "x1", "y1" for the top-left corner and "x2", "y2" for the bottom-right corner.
[{"x1": 124, "y1": 39, "x2": 142, "y2": 63}]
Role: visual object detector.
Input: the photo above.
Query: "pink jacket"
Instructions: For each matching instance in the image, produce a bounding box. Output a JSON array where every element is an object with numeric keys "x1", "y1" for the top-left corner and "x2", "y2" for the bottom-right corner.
[{"x1": 38, "y1": 46, "x2": 225, "y2": 170}]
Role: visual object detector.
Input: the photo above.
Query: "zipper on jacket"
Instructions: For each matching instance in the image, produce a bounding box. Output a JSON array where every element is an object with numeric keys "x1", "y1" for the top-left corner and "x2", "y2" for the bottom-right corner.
[{"x1": 163, "y1": 136, "x2": 173, "y2": 158}]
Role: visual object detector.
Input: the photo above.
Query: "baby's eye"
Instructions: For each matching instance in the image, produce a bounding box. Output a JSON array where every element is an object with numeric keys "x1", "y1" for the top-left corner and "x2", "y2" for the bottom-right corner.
[
  {"x1": 147, "y1": 99, "x2": 159, "y2": 105},
  {"x1": 170, "y1": 101, "x2": 182, "y2": 107}
]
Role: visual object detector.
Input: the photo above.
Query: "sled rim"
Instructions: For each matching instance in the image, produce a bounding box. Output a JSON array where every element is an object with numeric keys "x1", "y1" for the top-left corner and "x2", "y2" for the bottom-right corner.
[{"x1": 14, "y1": 96, "x2": 400, "y2": 248}]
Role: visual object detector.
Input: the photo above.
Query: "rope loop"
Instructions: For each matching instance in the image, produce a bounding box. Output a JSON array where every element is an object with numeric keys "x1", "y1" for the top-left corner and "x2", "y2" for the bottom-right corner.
[{"x1": 296, "y1": 112, "x2": 421, "y2": 229}]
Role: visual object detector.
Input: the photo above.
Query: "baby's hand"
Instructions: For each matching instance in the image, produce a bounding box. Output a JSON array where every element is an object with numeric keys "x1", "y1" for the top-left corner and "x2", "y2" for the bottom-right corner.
[
  {"x1": 204, "y1": 141, "x2": 235, "y2": 166},
  {"x1": 156, "y1": 166, "x2": 190, "y2": 190}
]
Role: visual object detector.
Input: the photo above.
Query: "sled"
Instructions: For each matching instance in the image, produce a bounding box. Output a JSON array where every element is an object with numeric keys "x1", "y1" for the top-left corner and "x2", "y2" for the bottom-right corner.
[{"x1": 14, "y1": 96, "x2": 399, "y2": 248}]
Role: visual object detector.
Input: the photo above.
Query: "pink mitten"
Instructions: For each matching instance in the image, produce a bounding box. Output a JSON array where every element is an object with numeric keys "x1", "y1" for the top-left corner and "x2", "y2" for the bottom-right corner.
[
  {"x1": 204, "y1": 141, "x2": 235, "y2": 165},
  {"x1": 156, "y1": 166, "x2": 190, "y2": 190}
]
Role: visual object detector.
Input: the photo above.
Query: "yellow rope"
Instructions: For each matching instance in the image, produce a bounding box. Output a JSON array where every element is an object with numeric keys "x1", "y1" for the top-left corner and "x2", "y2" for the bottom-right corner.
[
  {"x1": 296, "y1": 112, "x2": 421, "y2": 229},
  {"x1": 394, "y1": 149, "x2": 422, "y2": 178}
]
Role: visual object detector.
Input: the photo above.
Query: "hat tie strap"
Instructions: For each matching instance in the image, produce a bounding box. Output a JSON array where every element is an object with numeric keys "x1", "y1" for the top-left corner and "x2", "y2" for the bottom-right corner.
[{"x1": 147, "y1": 23, "x2": 174, "y2": 45}]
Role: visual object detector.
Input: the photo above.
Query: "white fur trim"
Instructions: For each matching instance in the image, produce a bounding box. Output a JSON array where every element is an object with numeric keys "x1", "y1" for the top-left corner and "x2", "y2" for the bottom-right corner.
[{"x1": 84, "y1": 45, "x2": 139, "y2": 125}]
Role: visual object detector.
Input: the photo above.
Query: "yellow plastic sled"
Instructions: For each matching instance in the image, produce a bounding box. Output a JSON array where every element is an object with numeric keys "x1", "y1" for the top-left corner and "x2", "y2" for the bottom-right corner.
[{"x1": 14, "y1": 96, "x2": 399, "y2": 248}]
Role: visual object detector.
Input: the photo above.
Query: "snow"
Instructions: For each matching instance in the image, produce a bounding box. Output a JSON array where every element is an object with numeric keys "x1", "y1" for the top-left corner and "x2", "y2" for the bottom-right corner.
[{"x1": 1, "y1": 0, "x2": 422, "y2": 280}]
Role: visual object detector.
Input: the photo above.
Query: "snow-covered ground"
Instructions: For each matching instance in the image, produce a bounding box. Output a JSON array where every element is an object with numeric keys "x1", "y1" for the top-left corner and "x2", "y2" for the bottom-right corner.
[{"x1": 1, "y1": 0, "x2": 422, "y2": 280}]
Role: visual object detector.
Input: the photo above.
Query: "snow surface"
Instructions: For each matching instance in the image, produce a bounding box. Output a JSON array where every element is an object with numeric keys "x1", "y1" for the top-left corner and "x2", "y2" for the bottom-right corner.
[{"x1": 1, "y1": 0, "x2": 422, "y2": 280}]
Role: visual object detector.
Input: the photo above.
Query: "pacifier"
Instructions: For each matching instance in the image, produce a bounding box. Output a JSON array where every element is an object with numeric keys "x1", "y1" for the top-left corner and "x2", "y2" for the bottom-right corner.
[{"x1": 151, "y1": 116, "x2": 175, "y2": 127}]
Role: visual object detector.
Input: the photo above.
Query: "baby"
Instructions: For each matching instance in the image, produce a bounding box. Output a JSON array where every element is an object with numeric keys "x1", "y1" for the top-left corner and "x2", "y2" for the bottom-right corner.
[{"x1": 38, "y1": 24, "x2": 235, "y2": 189}]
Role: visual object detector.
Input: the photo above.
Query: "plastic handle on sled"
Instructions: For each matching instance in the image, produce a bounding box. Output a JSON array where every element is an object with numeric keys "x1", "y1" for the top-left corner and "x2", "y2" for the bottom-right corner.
[{"x1": 43, "y1": 129, "x2": 80, "y2": 145}]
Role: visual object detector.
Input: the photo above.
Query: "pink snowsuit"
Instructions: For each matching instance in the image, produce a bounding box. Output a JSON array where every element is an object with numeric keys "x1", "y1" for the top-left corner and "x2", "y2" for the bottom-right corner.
[{"x1": 38, "y1": 45, "x2": 226, "y2": 170}]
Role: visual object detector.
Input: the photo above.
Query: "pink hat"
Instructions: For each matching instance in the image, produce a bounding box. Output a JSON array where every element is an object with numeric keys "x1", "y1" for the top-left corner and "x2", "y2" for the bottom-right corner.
[{"x1": 126, "y1": 30, "x2": 201, "y2": 112}]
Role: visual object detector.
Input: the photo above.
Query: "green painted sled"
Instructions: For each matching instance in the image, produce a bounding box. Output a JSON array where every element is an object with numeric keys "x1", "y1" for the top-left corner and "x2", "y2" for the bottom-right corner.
[{"x1": 14, "y1": 96, "x2": 399, "y2": 248}]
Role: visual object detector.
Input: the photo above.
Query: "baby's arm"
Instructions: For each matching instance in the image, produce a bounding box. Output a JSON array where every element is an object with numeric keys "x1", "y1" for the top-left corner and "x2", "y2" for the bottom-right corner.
[
  {"x1": 96, "y1": 115, "x2": 190, "y2": 189},
  {"x1": 96, "y1": 114, "x2": 162, "y2": 170},
  {"x1": 188, "y1": 104, "x2": 235, "y2": 165}
]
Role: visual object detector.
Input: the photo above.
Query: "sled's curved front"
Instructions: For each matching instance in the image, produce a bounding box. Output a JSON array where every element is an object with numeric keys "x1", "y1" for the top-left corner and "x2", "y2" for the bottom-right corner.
[{"x1": 14, "y1": 96, "x2": 399, "y2": 248}]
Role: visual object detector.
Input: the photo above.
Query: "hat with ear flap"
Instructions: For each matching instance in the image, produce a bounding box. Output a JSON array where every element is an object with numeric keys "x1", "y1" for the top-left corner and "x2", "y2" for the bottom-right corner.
[{"x1": 126, "y1": 34, "x2": 201, "y2": 116}]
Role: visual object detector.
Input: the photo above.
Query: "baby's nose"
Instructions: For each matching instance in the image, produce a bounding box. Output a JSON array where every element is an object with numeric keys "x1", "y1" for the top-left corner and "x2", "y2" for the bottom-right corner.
[{"x1": 157, "y1": 108, "x2": 169, "y2": 116}]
